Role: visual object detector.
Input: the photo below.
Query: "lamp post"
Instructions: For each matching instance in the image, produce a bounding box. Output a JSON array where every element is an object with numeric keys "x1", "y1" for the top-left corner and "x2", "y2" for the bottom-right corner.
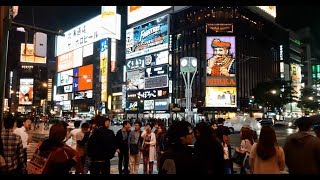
[{"x1": 180, "y1": 57, "x2": 198, "y2": 124}]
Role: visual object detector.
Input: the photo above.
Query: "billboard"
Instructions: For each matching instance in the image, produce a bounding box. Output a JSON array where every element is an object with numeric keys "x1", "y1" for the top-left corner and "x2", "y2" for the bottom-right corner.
[
  {"x1": 154, "y1": 99, "x2": 169, "y2": 110},
  {"x1": 125, "y1": 50, "x2": 169, "y2": 71},
  {"x1": 100, "y1": 39, "x2": 108, "y2": 102},
  {"x1": 57, "y1": 69, "x2": 73, "y2": 87},
  {"x1": 145, "y1": 75, "x2": 168, "y2": 89},
  {"x1": 127, "y1": 70, "x2": 145, "y2": 90},
  {"x1": 57, "y1": 48, "x2": 83, "y2": 72},
  {"x1": 82, "y1": 43, "x2": 94, "y2": 58},
  {"x1": 127, "y1": 6, "x2": 171, "y2": 25},
  {"x1": 144, "y1": 100, "x2": 154, "y2": 110},
  {"x1": 205, "y1": 87, "x2": 237, "y2": 107},
  {"x1": 56, "y1": 14, "x2": 121, "y2": 56},
  {"x1": 73, "y1": 64, "x2": 93, "y2": 91},
  {"x1": 19, "y1": 79, "x2": 33, "y2": 105},
  {"x1": 206, "y1": 36, "x2": 236, "y2": 87},
  {"x1": 126, "y1": 15, "x2": 169, "y2": 59},
  {"x1": 20, "y1": 43, "x2": 46, "y2": 64},
  {"x1": 126, "y1": 101, "x2": 138, "y2": 111},
  {"x1": 74, "y1": 90, "x2": 93, "y2": 100},
  {"x1": 127, "y1": 88, "x2": 169, "y2": 101},
  {"x1": 145, "y1": 64, "x2": 168, "y2": 78},
  {"x1": 291, "y1": 64, "x2": 302, "y2": 100}
]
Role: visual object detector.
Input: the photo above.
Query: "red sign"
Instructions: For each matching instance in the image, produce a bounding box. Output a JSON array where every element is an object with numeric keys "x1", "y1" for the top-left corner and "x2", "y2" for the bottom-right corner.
[{"x1": 206, "y1": 77, "x2": 236, "y2": 87}]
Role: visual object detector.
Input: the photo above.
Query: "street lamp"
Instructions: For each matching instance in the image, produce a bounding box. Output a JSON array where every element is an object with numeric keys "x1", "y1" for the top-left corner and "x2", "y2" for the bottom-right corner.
[
  {"x1": 271, "y1": 90, "x2": 277, "y2": 95},
  {"x1": 180, "y1": 57, "x2": 198, "y2": 124}
]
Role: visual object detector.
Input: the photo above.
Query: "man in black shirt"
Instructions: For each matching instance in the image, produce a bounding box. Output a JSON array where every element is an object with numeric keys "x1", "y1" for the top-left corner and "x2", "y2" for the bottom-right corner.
[{"x1": 115, "y1": 120, "x2": 131, "y2": 174}]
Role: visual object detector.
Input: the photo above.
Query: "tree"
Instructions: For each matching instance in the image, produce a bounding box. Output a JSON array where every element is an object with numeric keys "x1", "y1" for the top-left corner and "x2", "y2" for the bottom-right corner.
[
  {"x1": 251, "y1": 79, "x2": 296, "y2": 110},
  {"x1": 297, "y1": 87, "x2": 320, "y2": 114}
]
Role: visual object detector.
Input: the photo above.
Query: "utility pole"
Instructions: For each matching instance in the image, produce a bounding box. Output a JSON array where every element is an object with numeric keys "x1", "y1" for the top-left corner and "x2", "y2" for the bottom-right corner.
[{"x1": 0, "y1": 6, "x2": 10, "y2": 127}]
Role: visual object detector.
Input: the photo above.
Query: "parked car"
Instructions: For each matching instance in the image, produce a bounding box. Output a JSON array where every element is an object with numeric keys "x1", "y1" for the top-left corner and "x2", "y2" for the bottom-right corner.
[{"x1": 223, "y1": 119, "x2": 261, "y2": 134}]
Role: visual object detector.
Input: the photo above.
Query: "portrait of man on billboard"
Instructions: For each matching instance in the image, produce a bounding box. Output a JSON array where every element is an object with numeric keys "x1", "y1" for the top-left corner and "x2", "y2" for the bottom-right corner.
[{"x1": 206, "y1": 38, "x2": 235, "y2": 77}]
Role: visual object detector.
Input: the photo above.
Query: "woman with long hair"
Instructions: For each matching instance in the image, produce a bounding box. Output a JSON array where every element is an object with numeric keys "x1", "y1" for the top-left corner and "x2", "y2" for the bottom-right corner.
[
  {"x1": 141, "y1": 123, "x2": 156, "y2": 174},
  {"x1": 235, "y1": 126, "x2": 255, "y2": 174},
  {"x1": 156, "y1": 123, "x2": 167, "y2": 172},
  {"x1": 249, "y1": 126, "x2": 285, "y2": 174}
]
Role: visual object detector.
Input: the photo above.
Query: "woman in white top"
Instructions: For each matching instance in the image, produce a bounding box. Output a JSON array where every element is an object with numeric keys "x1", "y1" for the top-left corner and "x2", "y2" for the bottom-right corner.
[
  {"x1": 141, "y1": 123, "x2": 156, "y2": 174},
  {"x1": 249, "y1": 126, "x2": 285, "y2": 174}
]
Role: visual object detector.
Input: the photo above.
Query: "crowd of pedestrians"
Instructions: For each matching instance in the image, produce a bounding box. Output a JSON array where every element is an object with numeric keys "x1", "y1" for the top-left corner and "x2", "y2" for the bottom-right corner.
[{"x1": 1, "y1": 114, "x2": 320, "y2": 175}]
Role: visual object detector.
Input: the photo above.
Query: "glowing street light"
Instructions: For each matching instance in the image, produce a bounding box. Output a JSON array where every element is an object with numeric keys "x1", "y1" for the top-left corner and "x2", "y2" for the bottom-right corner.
[
  {"x1": 308, "y1": 96, "x2": 314, "y2": 101},
  {"x1": 271, "y1": 90, "x2": 277, "y2": 95}
]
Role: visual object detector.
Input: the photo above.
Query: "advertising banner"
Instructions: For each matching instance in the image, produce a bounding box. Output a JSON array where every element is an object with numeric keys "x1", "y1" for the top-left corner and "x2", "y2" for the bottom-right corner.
[
  {"x1": 205, "y1": 87, "x2": 237, "y2": 107},
  {"x1": 57, "y1": 48, "x2": 83, "y2": 72},
  {"x1": 74, "y1": 64, "x2": 93, "y2": 91},
  {"x1": 82, "y1": 43, "x2": 94, "y2": 58},
  {"x1": 56, "y1": 14, "x2": 121, "y2": 56},
  {"x1": 291, "y1": 64, "x2": 302, "y2": 100},
  {"x1": 127, "y1": 70, "x2": 145, "y2": 90},
  {"x1": 19, "y1": 79, "x2": 34, "y2": 105},
  {"x1": 144, "y1": 100, "x2": 154, "y2": 110},
  {"x1": 126, "y1": 57, "x2": 145, "y2": 71},
  {"x1": 206, "y1": 36, "x2": 236, "y2": 87},
  {"x1": 126, "y1": 15, "x2": 169, "y2": 59},
  {"x1": 126, "y1": 101, "x2": 138, "y2": 111},
  {"x1": 126, "y1": 50, "x2": 169, "y2": 71},
  {"x1": 145, "y1": 64, "x2": 168, "y2": 78},
  {"x1": 206, "y1": 23, "x2": 233, "y2": 33},
  {"x1": 127, "y1": 6, "x2": 171, "y2": 25},
  {"x1": 20, "y1": 43, "x2": 46, "y2": 64},
  {"x1": 100, "y1": 39, "x2": 108, "y2": 102},
  {"x1": 154, "y1": 99, "x2": 169, "y2": 110},
  {"x1": 127, "y1": 87, "x2": 169, "y2": 101},
  {"x1": 57, "y1": 69, "x2": 73, "y2": 87},
  {"x1": 74, "y1": 90, "x2": 93, "y2": 100},
  {"x1": 54, "y1": 94, "x2": 69, "y2": 102},
  {"x1": 64, "y1": 85, "x2": 73, "y2": 93},
  {"x1": 144, "y1": 75, "x2": 168, "y2": 89}
]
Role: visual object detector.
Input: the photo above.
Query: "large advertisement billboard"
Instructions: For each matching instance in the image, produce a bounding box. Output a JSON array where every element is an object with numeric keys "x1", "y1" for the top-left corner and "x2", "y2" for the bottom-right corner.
[
  {"x1": 56, "y1": 14, "x2": 121, "y2": 56},
  {"x1": 100, "y1": 39, "x2": 108, "y2": 102},
  {"x1": 57, "y1": 69, "x2": 74, "y2": 87},
  {"x1": 74, "y1": 90, "x2": 93, "y2": 100},
  {"x1": 127, "y1": 6, "x2": 171, "y2": 25},
  {"x1": 20, "y1": 43, "x2": 46, "y2": 64},
  {"x1": 126, "y1": 15, "x2": 169, "y2": 59},
  {"x1": 127, "y1": 87, "x2": 169, "y2": 101},
  {"x1": 73, "y1": 64, "x2": 93, "y2": 91},
  {"x1": 145, "y1": 75, "x2": 168, "y2": 89},
  {"x1": 206, "y1": 36, "x2": 236, "y2": 87},
  {"x1": 19, "y1": 79, "x2": 34, "y2": 105},
  {"x1": 291, "y1": 64, "x2": 302, "y2": 100},
  {"x1": 57, "y1": 48, "x2": 83, "y2": 72},
  {"x1": 126, "y1": 50, "x2": 168, "y2": 71},
  {"x1": 127, "y1": 70, "x2": 145, "y2": 90},
  {"x1": 205, "y1": 87, "x2": 237, "y2": 107},
  {"x1": 145, "y1": 64, "x2": 168, "y2": 78}
]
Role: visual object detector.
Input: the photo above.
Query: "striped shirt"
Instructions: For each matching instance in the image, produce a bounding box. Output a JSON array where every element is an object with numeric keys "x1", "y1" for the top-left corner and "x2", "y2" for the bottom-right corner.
[{"x1": 1, "y1": 129, "x2": 25, "y2": 172}]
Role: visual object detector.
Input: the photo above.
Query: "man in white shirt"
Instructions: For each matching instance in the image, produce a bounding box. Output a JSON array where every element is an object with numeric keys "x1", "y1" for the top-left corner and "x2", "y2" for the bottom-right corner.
[
  {"x1": 66, "y1": 121, "x2": 82, "y2": 149},
  {"x1": 13, "y1": 118, "x2": 32, "y2": 165}
]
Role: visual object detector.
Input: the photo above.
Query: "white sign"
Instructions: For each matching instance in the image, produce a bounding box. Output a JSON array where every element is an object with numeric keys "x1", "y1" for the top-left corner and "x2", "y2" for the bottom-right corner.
[
  {"x1": 57, "y1": 69, "x2": 73, "y2": 87},
  {"x1": 280, "y1": 45, "x2": 283, "y2": 60},
  {"x1": 127, "y1": 6, "x2": 171, "y2": 25},
  {"x1": 54, "y1": 94, "x2": 68, "y2": 102},
  {"x1": 56, "y1": 14, "x2": 121, "y2": 56},
  {"x1": 64, "y1": 85, "x2": 73, "y2": 93},
  {"x1": 83, "y1": 43, "x2": 93, "y2": 58},
  {"x1": 144, "y1": 100, "x2": 154, "y2": 110}
]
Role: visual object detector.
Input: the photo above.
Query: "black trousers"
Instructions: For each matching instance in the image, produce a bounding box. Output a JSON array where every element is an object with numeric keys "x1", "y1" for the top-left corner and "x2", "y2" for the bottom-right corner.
[
  {"x1": 90, "y1": 160, "x2": 111, "y2": 175},
  {"x1": 118, "y1": 147, "x2": 129, "y2": 174}
]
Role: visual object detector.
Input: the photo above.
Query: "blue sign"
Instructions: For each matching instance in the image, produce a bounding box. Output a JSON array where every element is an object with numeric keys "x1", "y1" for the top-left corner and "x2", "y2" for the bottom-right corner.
[{"x1": 100, "y1": 38, "x2": 108, "y2": 53}]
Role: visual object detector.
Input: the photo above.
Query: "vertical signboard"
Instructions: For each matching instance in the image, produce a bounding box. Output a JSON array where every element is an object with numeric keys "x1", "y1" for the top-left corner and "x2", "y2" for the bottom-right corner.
[
  {"x1": 100, "y1": 39, "x2": 108, "y2": 102},
  {"x1": 111, "y1": 39, "x2": 116, "y2": 72},
  {"x1": 48, "y1": 79, "x2": 52, "y2": 101},
  {"x1": 291, "y1": 64, "x2": 302, "y2": 101},
  {"x1": 19, "y1": 78, "x2": 34, "y2": 105},
  {"x1": 206, "y1": 36, "x2": 237, "y2": 107}
]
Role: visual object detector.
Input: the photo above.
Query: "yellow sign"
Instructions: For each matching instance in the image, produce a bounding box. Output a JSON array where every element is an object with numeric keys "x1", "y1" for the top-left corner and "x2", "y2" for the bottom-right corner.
[{"x1": 100, "y1": 39, "x2": 108, "y2": 102}]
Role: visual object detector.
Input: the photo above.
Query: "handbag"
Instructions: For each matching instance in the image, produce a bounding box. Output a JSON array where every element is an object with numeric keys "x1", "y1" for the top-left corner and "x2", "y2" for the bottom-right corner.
[{"x1": 231, "y1": 151, "x2": 246, "y2": 165}]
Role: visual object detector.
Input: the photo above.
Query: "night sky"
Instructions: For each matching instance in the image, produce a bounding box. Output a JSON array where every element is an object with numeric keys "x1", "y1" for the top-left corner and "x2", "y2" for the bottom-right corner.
[{"x1": 11, "y1": 6, "x2": 320, "y2": 57}]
